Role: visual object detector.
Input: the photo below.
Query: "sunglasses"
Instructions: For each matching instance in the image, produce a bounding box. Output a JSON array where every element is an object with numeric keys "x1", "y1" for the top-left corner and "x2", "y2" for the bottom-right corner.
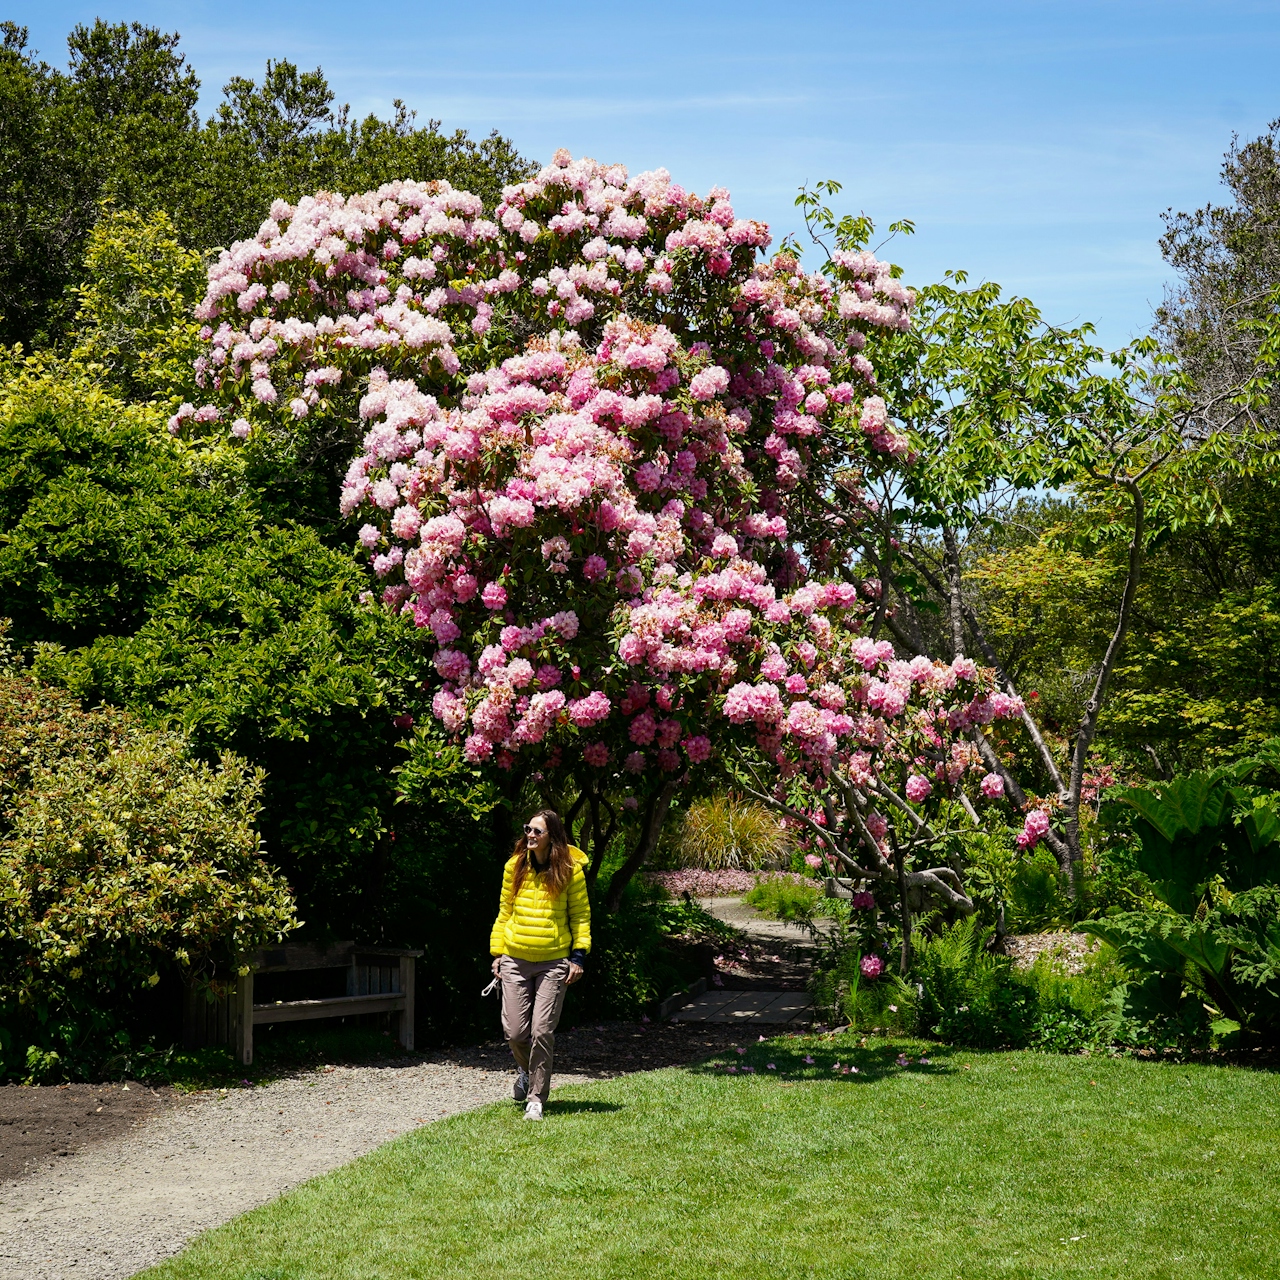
[{"x1": 523, "y1": 824, "x2": 547, "y2": 836}]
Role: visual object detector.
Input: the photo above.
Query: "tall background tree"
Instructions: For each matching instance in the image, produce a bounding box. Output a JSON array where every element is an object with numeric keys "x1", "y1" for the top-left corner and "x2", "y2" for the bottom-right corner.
[{"x1": 0, "y1": 20, "x2": 531, "y2": 350}]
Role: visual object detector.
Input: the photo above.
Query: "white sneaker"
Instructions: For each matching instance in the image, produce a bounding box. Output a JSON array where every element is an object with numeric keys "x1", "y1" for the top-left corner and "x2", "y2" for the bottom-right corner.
[
  {"x1": 513, "y1": 1070, "x2": 529, "y2": 1102},
  {"x1": 524, "y1": 1096, "x2": 543, "y2": 1121}
]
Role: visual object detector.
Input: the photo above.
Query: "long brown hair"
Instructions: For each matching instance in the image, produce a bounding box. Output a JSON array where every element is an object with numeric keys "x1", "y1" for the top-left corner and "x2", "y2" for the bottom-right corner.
[{"x1": 511, "y1": 808, "x2": 574, "y2": 898}]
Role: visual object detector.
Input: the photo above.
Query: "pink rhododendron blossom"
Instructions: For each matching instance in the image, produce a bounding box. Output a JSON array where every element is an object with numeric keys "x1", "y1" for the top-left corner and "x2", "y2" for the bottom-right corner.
[
  {"x1": 1016, "y1": 808, "x2": 1052, "y2": 849},
  {"x1": 689, "y1": 365, "x2": 730, "y2": 400},
  {"x1": 980, "y1": 772, "x2": 1005, "y2": 800},
  {"x1": 506, "y1": 658, "x2": 534, "y2": 688},
  {"x1": 629, "y1": 711, "x2": 657, "y2": 745},
  {"x1": 434, "y1": 648, "x2": 471, "y2": 681},
  {"x1": 550, "y1": 610, "x2": 580, "y2": 640},
  {"x1": 568, "y1": 691, "x2": 611, "y2": 726},
  {"x1": 905, "y1": 774, "x2": 932, "y2": 803},
  {"x1": 760, "y1": 652, "x2": 788, "y2": 680},
  {"x1": 860, "y1": 954, "x2": 884, "y2": 979}
]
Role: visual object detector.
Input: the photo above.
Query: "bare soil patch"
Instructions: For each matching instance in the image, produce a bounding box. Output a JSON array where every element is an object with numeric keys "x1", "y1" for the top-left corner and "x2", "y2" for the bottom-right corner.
[{"x1": 0, "y1": 1080, "x2": 178, "y2": 1181}]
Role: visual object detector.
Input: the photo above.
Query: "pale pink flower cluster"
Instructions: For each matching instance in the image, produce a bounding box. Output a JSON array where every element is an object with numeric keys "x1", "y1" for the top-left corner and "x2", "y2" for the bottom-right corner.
[
  {"x1": 1016, "y1": 808, "x2": 1052, "y2": 849},
  {"x1": 980, "y1": 772, "x2": 1005, "y2": 800},
  {"x1": 186, "y1": 157, "x2": 911, "y2": 471},
  {"x1": 905, "y1": 774, "x2": 932, "y2": 803},
  {"x1": 181, "y1": 157, "x2": 1040, "y2": 807}
]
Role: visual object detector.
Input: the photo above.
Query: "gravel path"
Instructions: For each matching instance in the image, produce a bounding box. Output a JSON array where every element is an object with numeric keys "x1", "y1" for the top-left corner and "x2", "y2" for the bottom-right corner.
[
  {"x1": 703, "y1": 896, "x2": 823, "y2": 949},
  {"x1": 0, "y1": 898, "x2": 787, "y2": 1280},
  {"x1": 0, "y1": 1056, "x2": 583, "y2": 1280}
]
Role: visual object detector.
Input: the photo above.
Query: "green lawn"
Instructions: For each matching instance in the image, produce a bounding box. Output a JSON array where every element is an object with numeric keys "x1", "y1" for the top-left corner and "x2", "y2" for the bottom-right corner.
[{"x1": 141, "y1": 1034, "x2": 1280, "y2": 1280}]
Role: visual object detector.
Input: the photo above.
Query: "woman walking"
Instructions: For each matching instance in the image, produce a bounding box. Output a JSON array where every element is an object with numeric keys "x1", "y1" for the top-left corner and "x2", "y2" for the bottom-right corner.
[{"x1": 490, "y1": 809, "x2": 590, "y2": 1119}]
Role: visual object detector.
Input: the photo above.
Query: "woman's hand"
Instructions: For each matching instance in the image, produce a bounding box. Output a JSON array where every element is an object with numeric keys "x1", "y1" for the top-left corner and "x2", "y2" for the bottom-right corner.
[
  {"x1": 492, "y1": 956, "x2": 502, "y2": 977},
  {"x1": 566, "y1": 961, "x2": 584, "y2": 986}
]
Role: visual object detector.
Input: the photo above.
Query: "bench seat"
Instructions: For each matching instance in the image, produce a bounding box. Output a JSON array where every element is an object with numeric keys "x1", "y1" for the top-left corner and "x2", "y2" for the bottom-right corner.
[{"x1": 252, "y1": 992, "x2": 409, "y2": 1024}]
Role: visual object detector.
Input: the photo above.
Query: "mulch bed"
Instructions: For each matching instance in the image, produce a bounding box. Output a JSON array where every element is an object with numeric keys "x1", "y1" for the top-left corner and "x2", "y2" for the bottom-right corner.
[
  {"x1": 456, "y1": 1017, "x2": 770, "y2": 1079},
  {"x1": 1001, "y1": 931, "x2": 1099, "y2": 974},
  {"x1": 0, "y1": 1080, "x2": 178, "y2": 1181}
]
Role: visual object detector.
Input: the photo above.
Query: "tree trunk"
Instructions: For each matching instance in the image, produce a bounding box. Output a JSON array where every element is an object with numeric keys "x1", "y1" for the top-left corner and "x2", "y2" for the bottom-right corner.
[
  {"x1": 1060, "y1": 478, "x2": 1146, "y2": 891},
  {"x1": 603, "y1": 782, "x2": 678, "y2": 912},
  {"x1": 941, "y1": 524, "x2": 967, "y2": 660},
  {"x1": 895, "y1": 842, "x2": 912, "y2": 974}
]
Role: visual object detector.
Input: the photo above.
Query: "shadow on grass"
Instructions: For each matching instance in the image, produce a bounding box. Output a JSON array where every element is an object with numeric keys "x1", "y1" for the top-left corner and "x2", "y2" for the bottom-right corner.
[
  {"x1": 689, "y1": 1032, "x2": 968, "y2": 1084},
  {"x1": 690, "y1": 1031, "x2": 1280, "y2": 1083},
  {"x1": 546, "y1": 1100, "x2": 625, "y2": 1115}
]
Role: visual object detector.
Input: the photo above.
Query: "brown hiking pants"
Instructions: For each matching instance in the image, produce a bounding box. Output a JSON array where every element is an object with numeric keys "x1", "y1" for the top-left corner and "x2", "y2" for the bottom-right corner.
[{"x1": 499, "y1": 955, "x2": 570, "y2": 1104}]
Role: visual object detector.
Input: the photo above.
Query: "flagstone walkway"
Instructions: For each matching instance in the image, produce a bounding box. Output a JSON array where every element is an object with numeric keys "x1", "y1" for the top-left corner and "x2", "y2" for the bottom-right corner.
[{"x1": 678, "y1": 896, "x2": 819, "y2": 1023}]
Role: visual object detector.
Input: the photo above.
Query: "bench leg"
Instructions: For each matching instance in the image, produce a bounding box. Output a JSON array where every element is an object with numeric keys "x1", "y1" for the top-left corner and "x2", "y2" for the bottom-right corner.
[
  {"x1": 236, "y1": 971, "x2": 254, "y2": 1066},
  {"x1": 398, "y1": 955, "x2": 415, "y2": 1051}
]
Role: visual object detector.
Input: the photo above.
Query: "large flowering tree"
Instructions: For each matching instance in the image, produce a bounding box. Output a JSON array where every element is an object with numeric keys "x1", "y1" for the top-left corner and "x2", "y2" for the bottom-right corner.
[{"x1": 179, "y1": 150, "x2": 1022, "y2": 923}]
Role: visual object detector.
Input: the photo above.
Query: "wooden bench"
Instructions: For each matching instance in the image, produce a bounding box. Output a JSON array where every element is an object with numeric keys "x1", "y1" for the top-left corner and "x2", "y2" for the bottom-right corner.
[{"x1": 184, "y1": 941, "x2": 423, "y2": 1066}]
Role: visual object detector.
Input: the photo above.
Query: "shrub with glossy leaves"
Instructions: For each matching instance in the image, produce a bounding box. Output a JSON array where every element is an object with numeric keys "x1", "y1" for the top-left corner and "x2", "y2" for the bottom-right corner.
[{"x1": 0, "y1": 352, "x2": 244, "y2": 648}]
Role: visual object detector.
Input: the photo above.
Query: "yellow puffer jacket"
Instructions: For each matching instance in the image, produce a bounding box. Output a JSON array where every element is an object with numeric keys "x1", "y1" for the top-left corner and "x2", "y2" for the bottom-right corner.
[{"x1": 490, "y1": 846, "x2": 592, "y2": 961}]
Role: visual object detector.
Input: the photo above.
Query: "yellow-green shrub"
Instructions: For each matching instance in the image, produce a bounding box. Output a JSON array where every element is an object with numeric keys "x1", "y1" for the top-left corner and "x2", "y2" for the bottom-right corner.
[{"x1": 0, "y1": 657, "x2": 297, "y2": 1078}]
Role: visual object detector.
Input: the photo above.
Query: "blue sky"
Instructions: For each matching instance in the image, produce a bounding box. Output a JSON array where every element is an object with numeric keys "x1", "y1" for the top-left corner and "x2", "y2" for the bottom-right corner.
[{"x1": 17, "y1": 1, "x2": 1280, "y2": 348}]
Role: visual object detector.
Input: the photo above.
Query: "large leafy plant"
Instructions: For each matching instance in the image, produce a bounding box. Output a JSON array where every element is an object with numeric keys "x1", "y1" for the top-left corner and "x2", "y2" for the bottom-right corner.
[
  {"x1": 1083, "y1": 741, "x2": 1280, "y2": 1038},
  {"x1": 0, "y1": 649, "x2": 297, "y2": 1079}
]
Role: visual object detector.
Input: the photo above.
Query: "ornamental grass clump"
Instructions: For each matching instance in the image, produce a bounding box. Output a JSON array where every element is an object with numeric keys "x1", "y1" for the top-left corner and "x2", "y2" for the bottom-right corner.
[{"x1": 676, "y1": 793, "x2": 792, "y2": 870}]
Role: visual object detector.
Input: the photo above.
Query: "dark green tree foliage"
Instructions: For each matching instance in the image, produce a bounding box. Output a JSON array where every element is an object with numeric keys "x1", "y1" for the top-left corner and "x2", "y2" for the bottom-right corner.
[
  {"x1": 0, "y1": 367, "x2": 495, "y2": 986},
  {"x1": 11, "y1": 412, "x2": 511, "y2": 1045},
  {"x1": 0, "y1": 23, "x2": 98, "y2": 346},
  {"x1": 32, "y1": 524, "x2": 422, "y2": 935},
  {"x1": 0, "y1": 20, "x2": 533, "y2": 348},
  {"x1": 0, "y1": 373, "x2": 242, "y2": 647},
  {"x1": 1110, "y1": 471, "x2": 1280, "y2": 766}
]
